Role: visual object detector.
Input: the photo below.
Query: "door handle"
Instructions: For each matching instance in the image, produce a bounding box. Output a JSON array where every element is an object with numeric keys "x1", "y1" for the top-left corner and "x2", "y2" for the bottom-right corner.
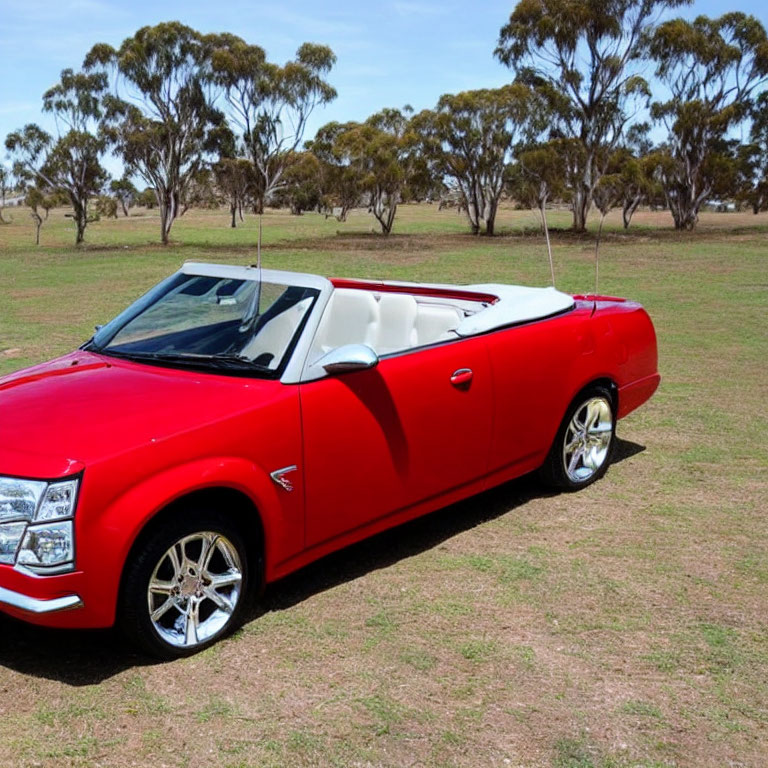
[{"x1": 450, "y1": 368, "x2": 473, "y2": 388}]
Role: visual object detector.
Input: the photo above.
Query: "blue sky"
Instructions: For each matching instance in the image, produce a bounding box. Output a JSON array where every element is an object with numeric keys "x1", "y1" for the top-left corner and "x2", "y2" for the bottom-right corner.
[{"x1": 1, "y1": 0, "x2": 764, "y2": 172}]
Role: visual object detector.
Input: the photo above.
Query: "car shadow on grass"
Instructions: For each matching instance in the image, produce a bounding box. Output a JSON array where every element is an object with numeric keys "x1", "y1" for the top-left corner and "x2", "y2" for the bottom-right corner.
[
  {"x1": 0, "y1": 438, "x2": 644, "y2": 685},
  {"x1": 260, "y1": 438, "x2": 645, "y2": 613}
]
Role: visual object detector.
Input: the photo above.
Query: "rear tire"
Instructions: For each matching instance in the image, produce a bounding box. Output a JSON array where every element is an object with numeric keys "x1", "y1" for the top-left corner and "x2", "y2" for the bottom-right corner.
[
  {"x1": 539, "y1": 385, "x2": 616, "y2": 491},
  {"x1": 119, "y1": 508, "x2": 251, "y2": 659}
]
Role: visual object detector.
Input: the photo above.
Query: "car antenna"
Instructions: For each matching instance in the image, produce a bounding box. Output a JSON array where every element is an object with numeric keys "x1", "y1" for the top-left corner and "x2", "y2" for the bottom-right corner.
[
  {"x1": 592, "y1": 209, "x2": 608, "y2": 315},
  {"x1": 242, "y1": 212, "x2": 264, "y2": 333},
  {"x1": 253, "y1": 211, "x2": 263, "y2": 316},
  {"x1": 539, "y1": 202, "x2": 555, "y2": 288}
]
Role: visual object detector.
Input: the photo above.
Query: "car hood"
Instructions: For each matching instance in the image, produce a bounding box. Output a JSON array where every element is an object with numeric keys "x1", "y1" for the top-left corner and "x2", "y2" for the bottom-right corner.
[{"x1": 0, "y1": 351, "x2": 280, "y2": 477}]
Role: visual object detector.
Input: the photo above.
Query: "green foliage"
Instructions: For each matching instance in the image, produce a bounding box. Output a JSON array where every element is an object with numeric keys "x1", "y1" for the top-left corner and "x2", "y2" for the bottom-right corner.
[
  {"x1": 508, "y1": 141, "x2": 567, "y2": 211},
  {"x1": 0, "y1": 164, "x2": 14, "y2": 224},
  {"x1": 413, "y1": 84, "x2": 536, "y2": 235},
  {"x1": 271, "y1": 152, "x2": 323, "y2": 216},
  {"x1": 95, "y1": 195, "x2": 118, "y2": 219},
  {"x1": 109, "y1": 176, "x2": 138, "y2": 216},
  {"x1": 208, "y1": 35, "x2": 336, "y2": 210},
  {"x1": 5, "y1": 68, "x2": 108, "y2": 245},
  {"x1": 742, "y1": 92, "x2": 768, "y2": 214},
  {"x1": 648, "y1": 12, "x2": 768, "y2": 229},
  {"x1": 135, "y1": 187, "x2": 156, "y2": 209},
  {"x1": 306, "y1": 122, "x2": 364, "y2": 222},
  {"x1": 310, "y1": 108, "x2": 419, "y2": 234},
  {"x1": 495, "y1": 0, "x2": 687, "y2": 231},
  {"x1": 84, "y1": 22, "x2": 228, "y2": 243},
  {"x1": 213, "y1": 157, "x2": 260, "y2": 226}
]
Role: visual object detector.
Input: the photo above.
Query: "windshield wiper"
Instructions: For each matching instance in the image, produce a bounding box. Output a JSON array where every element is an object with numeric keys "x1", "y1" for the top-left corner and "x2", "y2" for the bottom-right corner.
[{"x1": 94, "y1": 349, "x2": 264, "y2": 371}]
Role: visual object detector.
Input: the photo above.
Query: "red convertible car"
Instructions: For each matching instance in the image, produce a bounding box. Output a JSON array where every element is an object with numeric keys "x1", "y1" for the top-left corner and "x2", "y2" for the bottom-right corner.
[{"x1": 0, "y1": 263, "x2": 659, "y2": 657}]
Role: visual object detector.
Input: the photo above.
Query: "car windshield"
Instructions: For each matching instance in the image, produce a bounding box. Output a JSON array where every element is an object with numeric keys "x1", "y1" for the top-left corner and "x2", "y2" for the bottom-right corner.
[{"x1": 88, "y1": 273, "x2": 319, "y2": 376}]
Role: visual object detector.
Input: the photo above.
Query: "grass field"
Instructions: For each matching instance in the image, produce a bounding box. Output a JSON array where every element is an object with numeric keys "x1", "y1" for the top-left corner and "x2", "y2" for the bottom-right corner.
[{"x1": 0, "y1": 203, "x2": 766, "y2": 768}]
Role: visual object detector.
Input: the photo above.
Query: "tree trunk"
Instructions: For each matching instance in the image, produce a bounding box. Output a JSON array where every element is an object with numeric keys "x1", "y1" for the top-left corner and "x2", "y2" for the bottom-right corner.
[
  {"x1": 158, "y1": 189, "x2": 178, "y2": 245},
  {"x1": 230, "y1": 203, "x2": 237, "y2": 228},
  {"x1": 73, "y1": 200, "x2": 87, "y2": 245},
  {"x1": 622, "y1": 196, "x2": 641, "y2": 229},
  {"x1": 572, "y1": 185, "x2": 590, "y2": 232},
  {"x1": 32, "y1": 213, "x2": 42, "y2": 245},
  {"x1": 484, "y1": 195, "x2": 500, "y2": 236},
  {"x1": 371, "y1": 188, "x2": 398, "y2": 235},
  {"x1": 121, "y1": 200, "x2": 129, "y2": 217},
  {"x1": 464, "y1": 199, "x2": 481, "y2": 235},
  {"x1": 668, "y1": 196, "x2": 699, "y2": 231}
]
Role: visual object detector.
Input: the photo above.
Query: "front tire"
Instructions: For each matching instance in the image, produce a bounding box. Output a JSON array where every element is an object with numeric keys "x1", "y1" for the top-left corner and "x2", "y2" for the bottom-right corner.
[
  {"x1": 540, "y1": 385, "x2": 616, "y2": 491},
  {"x1": 119, "y1": 510, "x2": 250, "y2": 659}
]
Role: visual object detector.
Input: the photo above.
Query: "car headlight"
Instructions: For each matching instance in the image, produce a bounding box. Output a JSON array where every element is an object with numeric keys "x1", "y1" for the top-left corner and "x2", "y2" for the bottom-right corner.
[{"x1": 0, "y1": 476, "x2": 79, "y2": 571}]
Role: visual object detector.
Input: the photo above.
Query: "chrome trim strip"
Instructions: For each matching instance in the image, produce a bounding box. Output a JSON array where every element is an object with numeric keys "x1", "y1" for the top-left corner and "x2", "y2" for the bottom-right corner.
[{"x1": 0, "y1": 585, "x2": 83, "y2": 614}]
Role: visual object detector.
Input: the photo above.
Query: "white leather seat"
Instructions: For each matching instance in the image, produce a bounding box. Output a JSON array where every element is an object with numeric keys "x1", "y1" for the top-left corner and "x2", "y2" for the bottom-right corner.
[
  {"x1": 313, "y1": 288, "x2": 379, "y2": 353},
  {"x1": 376, "y1": 293, "x2": 418, "y2": 354},
  {"x1": 414, "y1": 304, "x2": 462, "y2": 346},
  {"x1": 241, "y1": 297, "x2": 312, "y2": 368}
]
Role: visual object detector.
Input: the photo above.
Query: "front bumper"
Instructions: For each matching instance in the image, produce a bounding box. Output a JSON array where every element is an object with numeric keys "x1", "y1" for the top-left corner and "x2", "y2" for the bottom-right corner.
[
  {"x1": 0, "y1": 564, "x2": 105, "y2": 627},
  {"x1": 0, "y1": 584, "x2": 83, "y2": 614}
]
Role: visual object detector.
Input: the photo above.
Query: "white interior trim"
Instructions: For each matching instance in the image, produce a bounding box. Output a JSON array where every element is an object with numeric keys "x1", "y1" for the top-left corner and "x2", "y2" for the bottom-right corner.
[{"x1": 456, "y1": 284, "x2": 574, "y2": 336}]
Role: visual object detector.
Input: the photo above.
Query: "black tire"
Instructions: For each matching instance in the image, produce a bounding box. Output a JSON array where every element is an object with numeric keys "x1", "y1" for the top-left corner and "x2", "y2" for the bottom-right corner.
[
  {"x1": 539, "y1": 384, "x2": 616, "y2": 491},
  {"x1": 119, "y1": 508, "x2": 251, "y2": 659}
]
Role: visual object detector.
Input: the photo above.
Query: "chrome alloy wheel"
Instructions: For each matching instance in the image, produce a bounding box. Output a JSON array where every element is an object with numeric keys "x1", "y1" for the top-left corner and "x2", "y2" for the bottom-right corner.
[
  {"x1": 147, "y1": 532, "x2": 243, "y2": 648},
  {"x1": 562, "y1": 396, "x2": 614, "y2": 483}
]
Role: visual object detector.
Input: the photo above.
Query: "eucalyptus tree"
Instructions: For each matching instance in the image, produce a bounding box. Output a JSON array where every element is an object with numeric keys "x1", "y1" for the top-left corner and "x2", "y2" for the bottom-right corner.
[
  {"x1": 311, "y1": 109, "x2": 415, "y2": 234},
  {"x1": 305, "y1": 121, "x2": 364, "y2": 222},
  {"x1": 414, "y1": 84, "x2": 537, "y2": 235},
  {"x1": 110, "y1": 176, "x2": 138, "y2": 217},
  {"x1": 213, "y1": 157, "x2": 259, "y2": 226},
  {"x1": 604, "y1": 141, "x2": 659, "y2": 229},
  {"x1": 5, "y1": 69, "x2": 109, "y2": 244},
  {"x1": 648, "y1": 13, "x2": 768, "y2": 229},
  {"x1": 744, "y1": 92, "x2": 768, "y2": 214},
  {"x1": 180, "y1": 169, "x2": 220, "y2": 214},
  {"x1": 272, "y1": 152, "x2": 323, "y2": 215},
  {"x1": 609, "y1": 123, "x2": 657, "y2": 228},
  {"x1": 495, "y1": 0, "x2": 689, "y2": 232},
  {"x1": 0, "y1": 164, "x2": 12, "y2": 224},
  {"x1": 84, "y1": 23, "x2": 227, "y2": 244},
  {"x1": 209, "y1": 35, "x2": 336, "y2": 212},
  {"x1": 26, "y1": 187, "x2": 48, "y2": 245},
  {"x1": 337, "y1": 108, "x2": 415, "y2": 234}
]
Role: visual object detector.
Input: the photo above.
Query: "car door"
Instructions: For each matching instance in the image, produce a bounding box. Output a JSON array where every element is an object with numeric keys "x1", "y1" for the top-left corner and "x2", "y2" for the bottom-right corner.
[{"x1": 299, "y1": 336, "x2": 493, "y2": 548}]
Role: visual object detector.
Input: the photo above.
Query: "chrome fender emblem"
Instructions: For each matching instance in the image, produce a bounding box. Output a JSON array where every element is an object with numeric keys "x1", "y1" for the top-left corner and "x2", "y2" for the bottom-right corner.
[{"x1": 270, "y1": 465, "x2": 298, "y2": 492}]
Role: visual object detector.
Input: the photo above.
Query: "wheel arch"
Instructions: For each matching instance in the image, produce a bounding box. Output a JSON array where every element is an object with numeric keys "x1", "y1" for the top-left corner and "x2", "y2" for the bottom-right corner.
[
  {"x1": 81, "y1": 456, "x2": 288, "y2": 627},
  {"x1": 566, "y1": 375, "x2": 619, "y2": 416},
  {"x1": 116, "y1": 485, "x2": 267, "y2": 610}
]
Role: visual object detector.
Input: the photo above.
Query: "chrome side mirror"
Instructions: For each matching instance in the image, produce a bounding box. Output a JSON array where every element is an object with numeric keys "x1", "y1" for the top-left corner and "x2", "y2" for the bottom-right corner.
[{"x1": 318, "y1": 344, "x2": 379, "y2": 375}]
